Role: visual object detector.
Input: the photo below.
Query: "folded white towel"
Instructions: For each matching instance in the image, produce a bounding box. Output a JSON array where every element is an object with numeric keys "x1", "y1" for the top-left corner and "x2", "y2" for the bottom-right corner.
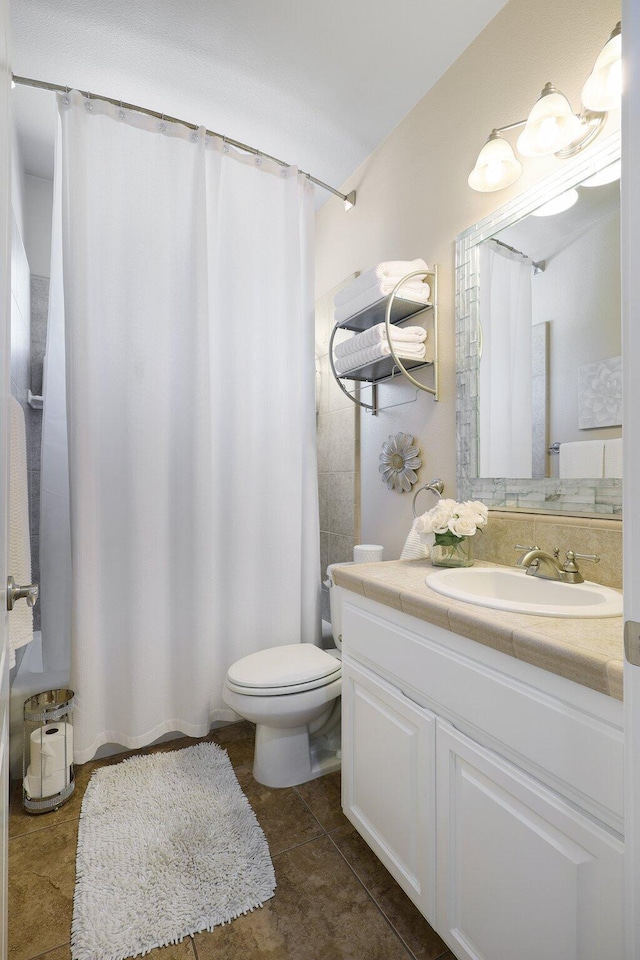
[
  {"x1": 334, "y1": 259, "x2": 429, "y2": 307},
  {"x1": 334, "y1": 282, "x2": 431, "y2": 325},
  {"x1": 604, "y1": 437, "x2": 623, "y2": 478},
  {"x1": 558, "y1": 440, "x2": 605, "y2": 479},
  {"x1": 334, "y1": 340, "x2": 426, "y2": 375},
  {"x1": 335, "y1": 323, "x2": 426, "y2": 360},
  {"x1": 9, "y1": 396, "x2": 33, "y2": 669},
  {"x1": 400, "y1": 520, "x2": 433, "y2": 560}
]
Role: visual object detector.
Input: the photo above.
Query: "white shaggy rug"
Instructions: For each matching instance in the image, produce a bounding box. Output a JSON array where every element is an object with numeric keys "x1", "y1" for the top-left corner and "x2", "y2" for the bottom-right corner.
[{"x1": 72, "y1": 742, "x2": 276, "y2": 960}]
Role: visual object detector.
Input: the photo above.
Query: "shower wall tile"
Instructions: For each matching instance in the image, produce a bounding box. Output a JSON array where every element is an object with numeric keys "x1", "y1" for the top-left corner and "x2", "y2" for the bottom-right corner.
[
  {"x1": 30, "y1": 276, "x2": 49, "y2": 397},
  {"x1": 318, "y1": 473, "x2": 330, "y2": 533},
  {"x1": 316, "y1": 277, "x2": 360, "y2": 605},
  {"x1": 328, "y1": 533, "x2": 355, "y2": 567}
]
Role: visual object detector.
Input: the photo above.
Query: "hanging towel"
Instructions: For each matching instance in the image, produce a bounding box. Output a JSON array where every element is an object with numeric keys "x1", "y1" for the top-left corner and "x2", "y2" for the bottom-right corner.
[
  {"x1": 400, "y1": 519, "x2": 433, "y2": 560},
  {"x1": 604, "y1": 437, "x2": 623, "y2": 478},
  {"x1": 335, "y1": 323, "x2": 426, "y2": 360},
  {"x1": 9, "y1": 396, "x2": 33, "y2": 668},
  {"x1": 334, "y1": 259, "x2": 430, "y2": 308},
  {"x1": 334, "y1": 340, "x2": 426, "y2": 376},
  {"x1": 558, "y1": 440, "x2": 605, "y2": 479}
]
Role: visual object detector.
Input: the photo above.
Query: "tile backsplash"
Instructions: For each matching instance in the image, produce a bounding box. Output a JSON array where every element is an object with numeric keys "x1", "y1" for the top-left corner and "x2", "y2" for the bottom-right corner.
[{"x1": 474, "y1": 510, "x2": 622, "y2": 589}]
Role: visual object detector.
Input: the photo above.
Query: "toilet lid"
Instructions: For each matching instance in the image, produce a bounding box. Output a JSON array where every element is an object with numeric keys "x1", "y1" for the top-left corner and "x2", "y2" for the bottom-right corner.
[{"x1": 227, "y1": 643, "x2": 341, "y2": 690}]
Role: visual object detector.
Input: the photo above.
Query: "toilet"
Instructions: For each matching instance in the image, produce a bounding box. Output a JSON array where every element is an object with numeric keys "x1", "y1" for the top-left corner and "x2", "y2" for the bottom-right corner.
[{"x1": 223, "y1": 562, "x2": 349, "y2": 788}]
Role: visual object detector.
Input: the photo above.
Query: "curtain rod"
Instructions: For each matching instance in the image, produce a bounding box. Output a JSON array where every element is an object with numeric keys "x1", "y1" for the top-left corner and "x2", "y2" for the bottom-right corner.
[
  {"x1": 490, "y1": 237, "x2": 545, "y2": 274},
  {"x1": 12, "y1": 74, "x2": 357, "y2": 209}
]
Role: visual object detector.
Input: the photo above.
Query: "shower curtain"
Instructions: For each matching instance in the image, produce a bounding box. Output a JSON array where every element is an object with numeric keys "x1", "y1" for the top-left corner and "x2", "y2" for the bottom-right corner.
[
  {"x1": 41, "y1": 91, "x2": 320, "y2": 763},
  {"x1": 479, "y1": 242, "x2": 533, "y2": 478}
]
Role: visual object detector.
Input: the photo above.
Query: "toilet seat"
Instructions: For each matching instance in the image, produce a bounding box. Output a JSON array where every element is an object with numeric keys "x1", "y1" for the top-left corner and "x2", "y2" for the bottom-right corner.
[{"x1": 226, "y1": 643, "x2": 341, "y2": 697}]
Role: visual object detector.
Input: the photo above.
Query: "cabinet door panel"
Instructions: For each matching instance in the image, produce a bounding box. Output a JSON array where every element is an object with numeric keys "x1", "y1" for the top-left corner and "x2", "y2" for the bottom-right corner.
[
  {"x1": 436, "y1": 721, "x2": 623, "y2": 960},
  {"x1": 342, "y1": 658, "x2": 436, "y2": 922}
]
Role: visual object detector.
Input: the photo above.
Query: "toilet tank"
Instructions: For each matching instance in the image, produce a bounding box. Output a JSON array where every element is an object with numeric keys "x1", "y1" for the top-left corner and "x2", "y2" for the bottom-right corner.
[{"x1": 326, "y1": 562, "x2": 353, "y2": 650}]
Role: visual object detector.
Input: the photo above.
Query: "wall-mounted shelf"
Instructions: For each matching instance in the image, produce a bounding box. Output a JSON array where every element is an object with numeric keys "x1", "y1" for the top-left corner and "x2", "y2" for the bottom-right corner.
[{"x1": 328, "y1": 266, "x2": 438, "y2": 414}]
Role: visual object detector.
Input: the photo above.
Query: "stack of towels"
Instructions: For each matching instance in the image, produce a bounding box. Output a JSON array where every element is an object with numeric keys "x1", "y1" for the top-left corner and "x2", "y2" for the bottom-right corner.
[
  {"x1": 334, "y1": 258, "x2": 431, "y2": 324},
  {"x1": 334, "y1": 322, "x2": 427, "y2": 376}
]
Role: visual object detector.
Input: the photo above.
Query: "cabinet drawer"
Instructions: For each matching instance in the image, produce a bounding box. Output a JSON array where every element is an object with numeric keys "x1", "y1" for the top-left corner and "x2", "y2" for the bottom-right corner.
[{"x1": 342, "y1": 597, "x2": 624, "y2": 828}]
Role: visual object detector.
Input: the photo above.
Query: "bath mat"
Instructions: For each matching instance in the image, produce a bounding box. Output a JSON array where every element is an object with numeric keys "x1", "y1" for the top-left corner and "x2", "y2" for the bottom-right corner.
[{"x1": 72, "y1": 742, "x2": 276, "y2": 960}]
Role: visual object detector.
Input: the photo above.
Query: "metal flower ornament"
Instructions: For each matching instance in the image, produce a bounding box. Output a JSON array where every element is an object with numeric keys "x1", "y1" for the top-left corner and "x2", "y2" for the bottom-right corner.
[{"x1": 379, "y1": 433, "x2": 422, "y2": 493}]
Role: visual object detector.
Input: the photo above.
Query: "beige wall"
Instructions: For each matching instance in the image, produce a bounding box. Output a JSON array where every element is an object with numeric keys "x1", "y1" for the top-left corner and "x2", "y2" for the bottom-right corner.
[{"x1": 315, "y1": 0, "x2": 621, "y2": 560}]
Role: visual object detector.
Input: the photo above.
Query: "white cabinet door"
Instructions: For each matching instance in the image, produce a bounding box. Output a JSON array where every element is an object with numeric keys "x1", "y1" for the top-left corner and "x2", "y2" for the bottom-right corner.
[
  {"x1": 436, "y1": 720, "x2": 623, "y2": 960},
  {"x1": 341, "y1": 657, "x2": 436, "y2": 922}
]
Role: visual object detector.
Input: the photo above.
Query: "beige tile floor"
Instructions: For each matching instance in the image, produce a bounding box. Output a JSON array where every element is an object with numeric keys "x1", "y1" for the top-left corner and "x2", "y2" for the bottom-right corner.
[{"x1": 8, "y1": 721, "x2": 453, "y2": 960}]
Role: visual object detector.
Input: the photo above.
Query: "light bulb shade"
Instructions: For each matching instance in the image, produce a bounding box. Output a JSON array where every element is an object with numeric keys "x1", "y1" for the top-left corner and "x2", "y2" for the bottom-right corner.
[
  {"x1": 468, "y1": 135, "x2": 522, "y2": 192},
  {"x1": 530, "y1": 188, "x2": 579, "y2": 217},
  {"x1": 517, "y1": 85, "x2": 581, "y2": 157},
  {"x1": 582, "y1": 27, "x2": 622, "y2": 112}
]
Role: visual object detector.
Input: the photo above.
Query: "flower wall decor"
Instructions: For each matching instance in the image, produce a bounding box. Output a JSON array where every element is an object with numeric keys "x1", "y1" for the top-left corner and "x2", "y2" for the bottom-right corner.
[
  {"x1": 379, "y1": 433, "x2": 422, "y2": 493},
  {"x1": 578, "y1": 356, "x2": 622, "y2": 429},
  {"x1": 415, "y1": 499, "x2": 489, "y2": 567}
]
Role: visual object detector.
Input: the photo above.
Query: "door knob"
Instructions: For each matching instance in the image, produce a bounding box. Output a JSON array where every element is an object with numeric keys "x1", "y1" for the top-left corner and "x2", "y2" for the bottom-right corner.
[{"x1": 6, "y1": 576, "x2": 39, "y2": 611}]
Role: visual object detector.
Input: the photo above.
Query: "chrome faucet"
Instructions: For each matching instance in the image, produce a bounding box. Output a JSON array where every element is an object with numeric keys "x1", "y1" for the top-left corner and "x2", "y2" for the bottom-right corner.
[{"x1": 515, "y1": 545, "x2": 600, "y2": 584}]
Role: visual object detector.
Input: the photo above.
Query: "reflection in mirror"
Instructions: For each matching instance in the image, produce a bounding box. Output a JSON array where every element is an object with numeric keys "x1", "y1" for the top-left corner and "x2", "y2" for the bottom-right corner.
[
  {"x1": 456, "y1": 133, "x2": 621, "y2": 516},
  {"x1": 479, "y1": 166, "x2": 620, "y2": 479}
]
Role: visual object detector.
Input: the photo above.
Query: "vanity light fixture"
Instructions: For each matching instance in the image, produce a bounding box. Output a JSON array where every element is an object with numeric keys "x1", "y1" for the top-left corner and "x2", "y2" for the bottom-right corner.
[
  {"x1": 530, "y1": 188, "x2": 579, "y2": 217},
  {"x1": 582, "y1": 22, "x2": 622, "y2": 112},
  {"x1": 581, "y1": 158, "x2": 621, "y2": 187},
  {"x1": 467, "y1": 131, "x2": 523, "y2": 192},
  {"x1": 468, "y1": 23, "x2": 621, "y2": 192}
]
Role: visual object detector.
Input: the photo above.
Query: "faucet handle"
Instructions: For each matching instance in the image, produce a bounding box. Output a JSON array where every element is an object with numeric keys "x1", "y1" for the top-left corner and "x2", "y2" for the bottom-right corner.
[{"x1": 565, "y1": 550, "x2": 600, "y2": 567}]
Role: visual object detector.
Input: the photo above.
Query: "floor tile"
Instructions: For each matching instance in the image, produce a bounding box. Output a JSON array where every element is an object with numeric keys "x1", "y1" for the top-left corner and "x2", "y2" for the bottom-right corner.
[
  {"x1": 27, "y1": 938, "x2": 198, "y2": 960},
  {"x1": 234, "y1": 766, "x2": 323, "y2": 856},
  {"x1": 295, "y1": 770, "x2": 347, "y2": 833},
  {"x1": 8, "y1": 819, "x2": 78, "y2": 960},
  {"x1": 330, "y1": 824, "x2": 449, "y2": 960},
  {"x1": 194, "y1": 836, "x2": 412, "y2": 960},
  {"x1": 208, "y1": 720, "x2": 256, "y2": 769},
  {"x1": 27, "y1": 946, "x2": 71, "y2": 960},
  {"x1": 9, "y1": 746, "x2": 149, "y2": 839},
  {"x1": 144, "y1": 722, "x2": 256, "y2": 770}
]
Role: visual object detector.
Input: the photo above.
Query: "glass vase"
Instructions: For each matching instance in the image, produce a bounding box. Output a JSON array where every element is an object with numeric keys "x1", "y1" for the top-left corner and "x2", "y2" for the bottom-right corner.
[{"x1": 430, "y1": 536, "x2": 474, "y2": 568}]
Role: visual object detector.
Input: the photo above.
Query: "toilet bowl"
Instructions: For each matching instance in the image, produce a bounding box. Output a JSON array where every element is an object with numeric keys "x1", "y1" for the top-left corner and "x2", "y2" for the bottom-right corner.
[{"x1": 223, "y1": 563, "x2": 350, "y2": 788}]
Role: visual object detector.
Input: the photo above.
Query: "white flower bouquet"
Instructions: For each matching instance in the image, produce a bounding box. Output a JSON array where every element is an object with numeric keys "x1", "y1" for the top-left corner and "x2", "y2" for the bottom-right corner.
[{"x1": 415, "y1": 499, "x2": 488, "y2": 567}]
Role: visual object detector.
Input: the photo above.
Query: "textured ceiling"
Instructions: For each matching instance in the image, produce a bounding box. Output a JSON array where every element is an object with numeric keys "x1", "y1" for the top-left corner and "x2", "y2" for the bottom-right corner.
[{"x1": 11, "y1": 0, "x2": 509, "y2": 200}]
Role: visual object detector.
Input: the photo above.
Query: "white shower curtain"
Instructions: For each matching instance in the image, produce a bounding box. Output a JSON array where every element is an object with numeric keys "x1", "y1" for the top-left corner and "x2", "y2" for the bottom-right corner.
[
  {"x1": 41, "y1": 91, "x2": 320, "y2": 763},
  {"x1": 479, "y1": 243, "x2": 533, "y2": 478}
]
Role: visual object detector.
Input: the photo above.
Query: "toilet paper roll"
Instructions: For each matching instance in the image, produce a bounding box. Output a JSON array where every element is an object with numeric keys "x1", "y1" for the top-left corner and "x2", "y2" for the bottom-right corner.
[
  {"x1": 353, "y1": 544, "x2": 384, "y2": 564},
  {"x1": 29, "y1": 722, "x2": 73, "y2": 778},
  {"x1": 23, "y1": 763, "x2": 70, "y2": 799}
]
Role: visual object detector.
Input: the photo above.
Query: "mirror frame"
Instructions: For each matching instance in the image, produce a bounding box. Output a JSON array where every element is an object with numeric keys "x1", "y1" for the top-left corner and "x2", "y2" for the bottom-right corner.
[{"x1": 455, "y1": 131, "x2": 621, "y2": 517}]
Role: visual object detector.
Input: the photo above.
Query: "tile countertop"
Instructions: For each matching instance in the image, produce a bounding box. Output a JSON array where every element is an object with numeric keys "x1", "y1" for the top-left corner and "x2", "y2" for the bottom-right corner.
[{"x1": 332, "y1": 559, "x2": 624, "y2": 701}]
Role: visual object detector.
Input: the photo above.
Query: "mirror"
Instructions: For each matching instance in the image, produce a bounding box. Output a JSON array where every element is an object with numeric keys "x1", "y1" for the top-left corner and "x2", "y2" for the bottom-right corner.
[{"x1": 456, "y1": 131, "x2": 621, "y2": 516}]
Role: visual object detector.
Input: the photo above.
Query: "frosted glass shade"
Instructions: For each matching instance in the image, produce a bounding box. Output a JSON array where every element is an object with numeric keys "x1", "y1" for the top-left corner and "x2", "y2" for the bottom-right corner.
[
  {"x1": 517, "y1": 85, "x2": 581, "y2": 157},
  {"x1": 468, "y1": 135, "x2": 522, "y2": 193},
  {"x1": 530, "y1": 188, "x2": 579, "y2": 217},
  {"x1": 582, "y1": 27, "x2": 622, "y2": 112}
]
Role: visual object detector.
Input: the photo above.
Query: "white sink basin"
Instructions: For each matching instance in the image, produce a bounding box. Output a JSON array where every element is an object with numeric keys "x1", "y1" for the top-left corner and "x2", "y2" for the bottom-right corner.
[{"x1": 426, "y1": 566, "x2": 623, "y2": 618}]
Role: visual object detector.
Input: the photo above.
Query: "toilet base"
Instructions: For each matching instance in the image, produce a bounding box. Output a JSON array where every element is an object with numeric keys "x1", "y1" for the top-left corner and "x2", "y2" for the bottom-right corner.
[{"x1": 253, "y1": 722, "x2": 341, "y2": 788}]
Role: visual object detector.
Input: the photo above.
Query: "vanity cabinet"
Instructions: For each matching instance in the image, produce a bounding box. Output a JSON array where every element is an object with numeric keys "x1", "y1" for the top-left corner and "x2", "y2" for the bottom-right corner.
[
  {"x1": 341, "y1": 658, "x2": 436, "y2": 923},
  {"x1": 436, "y1": 721, "x2": 623, "y2": 960},
  {"x1": 340, "y1": 592, "x2": 624, "y2": 960}
]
